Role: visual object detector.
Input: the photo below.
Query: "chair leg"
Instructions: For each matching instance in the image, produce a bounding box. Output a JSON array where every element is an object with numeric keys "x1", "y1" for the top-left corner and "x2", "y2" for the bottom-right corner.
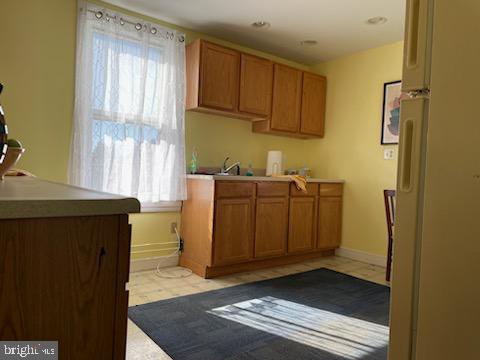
[{"x1": 386, "y1": 235, "x2": 393, "y2": 282}]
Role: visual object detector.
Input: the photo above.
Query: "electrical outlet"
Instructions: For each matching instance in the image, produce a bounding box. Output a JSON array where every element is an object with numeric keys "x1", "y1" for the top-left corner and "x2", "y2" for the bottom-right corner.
[
  {"x1": 170, "y1": 222, "x2": 177, "y2": 234},
  {"x1": 384, "y1": 149, "x2": 395, "y2": 160}
]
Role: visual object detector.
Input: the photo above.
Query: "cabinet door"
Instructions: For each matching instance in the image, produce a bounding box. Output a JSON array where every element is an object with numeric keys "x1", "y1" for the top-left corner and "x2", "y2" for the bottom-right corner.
[
  {"x1": 239, "y1": 54, "x2": 273, "y2": 117},
  {"x1": 300, "y1": 72, "x2": 326, "y2": 137},
  {"x1": 271, "y1": 64, "x2": 302, "y2": 132},
  {"x1": 200, "y1": 41, "x2": 240, "y2": 111},
  {"x1": 288, "y1": 196, "x2": 317, "y2": 253},
  {"x1": 255, "y1": 197, "x2": 288, "y2": 258},
  {"x1": 317, "y1": 197, "x2": 343, "y2": 249},
  {"x1": 213, "y1": 198, "x2": 254, "y2": 265},
  {"x1": 0, "y1": 216, "x2": 120, "y2": 359}
]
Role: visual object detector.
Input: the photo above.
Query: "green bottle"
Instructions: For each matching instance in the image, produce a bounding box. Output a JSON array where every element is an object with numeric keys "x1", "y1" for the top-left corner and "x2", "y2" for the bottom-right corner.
[
  {"x1": 246, "y1": 163, "x2": 254, "y2": 176},
  {"x1": 190, "y1": 148, "x2": 198, "y2": 174}
]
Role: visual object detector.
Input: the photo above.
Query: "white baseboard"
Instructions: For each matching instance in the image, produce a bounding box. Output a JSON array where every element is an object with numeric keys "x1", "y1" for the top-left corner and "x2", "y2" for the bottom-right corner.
[
  {"x1": 335, "y1": 247, "x2": 387, "y2": 267},
  {"x1": 130, "y1": 255, "x2": 179, "y2": 273}
]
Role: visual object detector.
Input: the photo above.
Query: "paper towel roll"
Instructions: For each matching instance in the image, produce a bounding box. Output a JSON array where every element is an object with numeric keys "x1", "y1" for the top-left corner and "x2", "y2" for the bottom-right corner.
[{"x1": 266, "y1": 150, "x2": 283, "y2": 176}]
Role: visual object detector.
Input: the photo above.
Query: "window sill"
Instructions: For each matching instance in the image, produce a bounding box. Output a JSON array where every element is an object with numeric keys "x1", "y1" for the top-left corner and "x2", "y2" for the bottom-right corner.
[{"x1": 140, "y1": 201, "x2": 182, "y2": 213}]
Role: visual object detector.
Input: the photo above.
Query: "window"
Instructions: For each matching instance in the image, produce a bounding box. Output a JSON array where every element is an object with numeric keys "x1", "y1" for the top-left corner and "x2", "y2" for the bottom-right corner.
[{"x1": 70, "y1": 2, "x2": 186, "y2": 209}]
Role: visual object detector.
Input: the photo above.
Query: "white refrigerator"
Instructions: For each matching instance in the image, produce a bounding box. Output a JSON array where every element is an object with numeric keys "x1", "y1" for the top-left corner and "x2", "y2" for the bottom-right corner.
[{"x1": 389, "y1": 0, "x2": 480, "y2": 359}]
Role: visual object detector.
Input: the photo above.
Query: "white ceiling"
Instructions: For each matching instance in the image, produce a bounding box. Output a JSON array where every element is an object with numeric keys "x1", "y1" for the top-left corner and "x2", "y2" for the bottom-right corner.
[{"x1": 106, "y1": 0, "x2": 406, "y2": 64}]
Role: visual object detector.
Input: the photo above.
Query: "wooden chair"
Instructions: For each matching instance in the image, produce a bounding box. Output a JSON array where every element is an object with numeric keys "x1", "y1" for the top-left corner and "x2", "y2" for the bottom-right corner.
[{"x1": 383, "y1": 190, "x2": 396, "y2": 282}]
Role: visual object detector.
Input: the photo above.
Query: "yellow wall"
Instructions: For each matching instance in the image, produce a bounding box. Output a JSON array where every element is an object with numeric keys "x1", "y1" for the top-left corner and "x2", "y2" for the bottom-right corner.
[
  {"x1": 0, "y1": 0, "x2": 402, "y2": 260},
  {"x1": 308, "y1": 41, "x2": 404, "y2": 256},
  {"x1": 0, "y1": 0, "x2": 76, "y2": 182},
  {"x1": 0, "y1": 0, "x2": 311, "y2": 260}
]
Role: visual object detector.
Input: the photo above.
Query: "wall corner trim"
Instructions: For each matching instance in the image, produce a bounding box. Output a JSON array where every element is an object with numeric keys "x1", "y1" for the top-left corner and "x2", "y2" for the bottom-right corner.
[{"x1": 335, "y1": 247, "x2": 387, "y2": 267}]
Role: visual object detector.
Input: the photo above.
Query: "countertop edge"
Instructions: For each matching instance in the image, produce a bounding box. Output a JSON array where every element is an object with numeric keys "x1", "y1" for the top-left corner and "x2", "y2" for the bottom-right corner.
[
  {"x1": 0, "y1": 198, "x2": 141, "y2": 220},
  {"x1": 186, "y1": 175, "x2": 345, "y2": 183}
]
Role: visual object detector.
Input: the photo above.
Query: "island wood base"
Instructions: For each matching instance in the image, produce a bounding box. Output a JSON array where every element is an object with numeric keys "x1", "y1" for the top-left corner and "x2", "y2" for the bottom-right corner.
[{"x1": 0, "y1": 215, "x2": 132, "y2": 360}]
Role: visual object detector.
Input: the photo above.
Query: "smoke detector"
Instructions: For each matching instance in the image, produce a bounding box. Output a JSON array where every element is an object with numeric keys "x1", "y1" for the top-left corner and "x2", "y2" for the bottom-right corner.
[
  {"x1": 366, "y1": 16, "x2": 388, "y2": 25},
  {"x1": 251, "y1": 21, "x2": 271, "y2": 29}
]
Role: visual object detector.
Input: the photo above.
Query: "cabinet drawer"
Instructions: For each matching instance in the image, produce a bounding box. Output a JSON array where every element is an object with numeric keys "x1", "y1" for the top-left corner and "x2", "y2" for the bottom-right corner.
[
  {"x1": 319, "y1": 183, "x2": 343, "y2": 197},
  {"x1": 257, "y1": 182, "x2": 289, "y2": 197},
  {"x1": 290, "y1": 183, "x2": 318, "y2": 197},
  {"x1": 215, "y1": 182, "x2": 255, "y2": 198}
]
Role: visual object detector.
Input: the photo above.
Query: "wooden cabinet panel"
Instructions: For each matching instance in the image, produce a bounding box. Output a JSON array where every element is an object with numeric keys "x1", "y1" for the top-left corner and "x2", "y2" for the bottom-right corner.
[
  {"x1": 270, "y1": 64, "x2": 303, "y2": 132},
  {"x1": 300, "y1": 72, "x2": 327, "y2": 137},
  {"x1": 318, "y1": 197, "x2": 343, "y2": 249},
  {"x1": 215, "y1": 181, "x2": 255, "y2": 198},
  {"x1": 213, "y1": 198, "x2": 254, "y2": 265},
  {"x1": 255, "y1": 197, "x2": 288, "y2": 258},
  {"x1": 239, "y1": 54, "x2": 273, "y2": 117},
  {"x1": 0, "y1": 216, "x2": 123, "y2": 359},
  {"x1": 257, "y1": 182, "x2": 289, "y2": 197},
  {"x1": 200, "y1": 41, "x2": 240, "y2": 111},
  {"x1": 288, "y1": 197, "x2": 317, "y2": 253},
  {"x1": 290, "y1": 183, "x2": 319, "y2": 197},
  {"x1": 319, "y1": 183, "x2": 343, "y2": 197}
]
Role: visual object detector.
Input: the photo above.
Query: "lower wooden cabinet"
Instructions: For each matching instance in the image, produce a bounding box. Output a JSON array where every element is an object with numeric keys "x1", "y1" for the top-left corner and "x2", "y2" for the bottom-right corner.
[
  {"x1": 255, "y1": 197, "x2": 289, "y2": 258},
  {"x1": 318, "y1": 196, "x2": 343, "y2": 249},
  {"x1": 180, "y1": 178, "x2": 343, "y2": 278},
  {"x1": 288, "y1": 196, "x2": 317, "y2": 253},
  {"x1": 213, "y1": 198, "x2": 255, "y2": 265}
]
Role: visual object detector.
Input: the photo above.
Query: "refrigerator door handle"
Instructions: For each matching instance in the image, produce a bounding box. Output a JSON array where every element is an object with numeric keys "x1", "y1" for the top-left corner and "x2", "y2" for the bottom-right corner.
[
  {"x1": 399, "y1": 119, "x2": 415, "y2": 192},
  {"x1": 402, "y1": 0, "x2": 433, "y2": 92},
  {"x1": 406, "y1": 0, "x2": 421, "y2": 68}
]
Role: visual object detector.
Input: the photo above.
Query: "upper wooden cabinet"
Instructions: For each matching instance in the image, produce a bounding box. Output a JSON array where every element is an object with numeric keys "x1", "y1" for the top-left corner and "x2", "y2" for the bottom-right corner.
[
  {"x1": 200, "y1": 42, "x2": 239, "y2": 111},
  {"x1": 301, "y1": 72, "x2": 327, "y2": 137},
  {"x1": 186, "y1": 40, "x2": 240, "y2": 112},
  {"x1": 186, "y1": 39, "x2": 271, "y2": 120},
  {"x1": 239, "y1": 54, "x2": 273, "y2": 117},
  {"x1": 270, "y1": 64, "x2": 303, "y2": 133},
  {"x1": 186, "y1": 39, "x2": 327, "y2": 137},
  {"x1": 253, "y1": 68, "x2": 327, "y2": 138}
]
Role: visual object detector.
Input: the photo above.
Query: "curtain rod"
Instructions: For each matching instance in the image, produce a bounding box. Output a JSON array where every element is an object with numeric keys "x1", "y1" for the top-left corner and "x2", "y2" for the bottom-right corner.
[{"x1": 85, "y1": 8, "x2": 185, "y2": 42}]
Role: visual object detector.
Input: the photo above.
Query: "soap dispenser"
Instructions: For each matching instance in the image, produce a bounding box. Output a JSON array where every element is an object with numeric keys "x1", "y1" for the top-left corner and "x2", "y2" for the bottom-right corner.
[{"x1": 246, "y1": 163, "x2": 254, "y2": 176}]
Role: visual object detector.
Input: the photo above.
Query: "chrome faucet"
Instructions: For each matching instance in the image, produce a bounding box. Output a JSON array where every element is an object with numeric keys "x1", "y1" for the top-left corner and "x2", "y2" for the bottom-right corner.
[{"x1": 220, "y1": 157, "x2": 241, "y2": 175}]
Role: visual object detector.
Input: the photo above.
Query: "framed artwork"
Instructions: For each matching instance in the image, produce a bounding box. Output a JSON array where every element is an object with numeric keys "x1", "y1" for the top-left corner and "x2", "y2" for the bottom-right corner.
[{"x1": 381, "y1": 80, "x2": 408, "y2": 145}]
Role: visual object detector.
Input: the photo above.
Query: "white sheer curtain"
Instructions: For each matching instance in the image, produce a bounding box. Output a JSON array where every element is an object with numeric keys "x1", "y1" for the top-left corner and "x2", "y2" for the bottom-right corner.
[{"x1": 69, "y1": 1, "x2": 186, "y2": 203}]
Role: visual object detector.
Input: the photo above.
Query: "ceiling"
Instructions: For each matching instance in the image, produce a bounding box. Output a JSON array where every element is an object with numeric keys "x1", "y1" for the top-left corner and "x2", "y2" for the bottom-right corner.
[{"x1": 105, "y1": 0, "x2": 406, "y2": 64}]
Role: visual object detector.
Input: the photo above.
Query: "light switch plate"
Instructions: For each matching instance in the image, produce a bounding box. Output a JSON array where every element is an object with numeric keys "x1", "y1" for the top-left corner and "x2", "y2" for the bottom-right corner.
[{"x1": 384, "y1": 149, "x2": 395, "y2": 160}]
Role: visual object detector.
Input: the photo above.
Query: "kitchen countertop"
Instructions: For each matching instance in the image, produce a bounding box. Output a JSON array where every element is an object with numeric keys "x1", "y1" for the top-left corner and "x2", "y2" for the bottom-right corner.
[
  {"x1": 0, "y1": 176, "x2": 141, "y2": 219},
  {"x1": 187, "y1": 174, "x2": 345, "y2": 183}
]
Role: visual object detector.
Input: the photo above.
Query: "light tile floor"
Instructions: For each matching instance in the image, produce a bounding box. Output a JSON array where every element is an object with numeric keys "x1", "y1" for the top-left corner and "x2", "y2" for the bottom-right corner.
[{"x1": 126, "y1": 256, "x2": 388, "y2": 360}]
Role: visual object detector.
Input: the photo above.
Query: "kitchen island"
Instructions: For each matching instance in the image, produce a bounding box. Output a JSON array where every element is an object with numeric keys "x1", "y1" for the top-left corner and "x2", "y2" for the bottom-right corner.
[
  {"x1": 0, "y1": 176, "x2": 140, "y2": 360},
  {"x1": 181, "y1": 175, "x2": 345, "y2": 278}
]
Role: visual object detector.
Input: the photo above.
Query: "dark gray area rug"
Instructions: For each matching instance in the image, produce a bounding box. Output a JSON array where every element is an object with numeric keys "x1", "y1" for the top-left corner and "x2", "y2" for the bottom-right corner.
[{"x1": 128, "y1": 268, "x2": 390, "y2": 360}]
